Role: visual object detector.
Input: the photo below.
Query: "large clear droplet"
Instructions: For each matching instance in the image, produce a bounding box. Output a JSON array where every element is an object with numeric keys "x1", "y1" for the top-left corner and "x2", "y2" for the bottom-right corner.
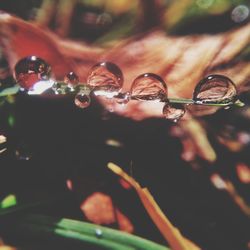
[
  {"x1": 130, "y1": 73, "x2": 167, "y2": 101},
  {"x1": 75, "y1": 92, "x2": 91, "y2": 109},
  {"x1": 64, "y1": 72, "x2": 79, "y2": 87},
  {"x1": 193, "y1": 74, "x2": 237, "y2": 104},
  {"x1": 87, "y1": 62, "x2": 123, "y2": 98},
  {"x1": 162, "y1": 103, "x2": 185, "y2": 121},
  {"x1": 14, "y1": 56, "x2": 51, "y2": 90}
]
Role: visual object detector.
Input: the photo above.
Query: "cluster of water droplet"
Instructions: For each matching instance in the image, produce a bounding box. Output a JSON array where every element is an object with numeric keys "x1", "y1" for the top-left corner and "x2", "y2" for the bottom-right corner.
[{"x1": 13, "y1": 56, "x2": 240, "y2": 122}]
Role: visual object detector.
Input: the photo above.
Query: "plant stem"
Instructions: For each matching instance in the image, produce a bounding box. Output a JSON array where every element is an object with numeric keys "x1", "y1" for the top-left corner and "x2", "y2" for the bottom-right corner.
[
  {"x1": 168, "y1": 98, "x2": 244, "y2": 107},
  {"x1": 12, "y1": 214, "x2": 170, "y2": 250},
  {"x1": 0, "y1": 86, "x2": 245, "y2": 108},
  {"x1": 168, "y1": 98, "x2": 194, "y2": 104}
]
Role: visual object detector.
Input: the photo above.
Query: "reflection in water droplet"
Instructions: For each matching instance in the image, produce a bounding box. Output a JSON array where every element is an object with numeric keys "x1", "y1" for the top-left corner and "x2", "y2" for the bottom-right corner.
[
  {"x1": 87, "y1": 62, "x2": 123, "y2": 97},
  {"x1": 115, "y1": 92, "x2": 131, "y2": 105},
  {"x1": 193, "y1": 74, "x2": 237, "y2": 104},
  {"x1": 64, "y1": 72, "x2": 79, "y2": 87},
  {"x1": 14, "y1": 56, "x2": 51, "y2": 90},
  {"x1": 52, "y1": 82, "x2": 68, "y2": 95},
  {"x1": 27, "y1": 79, "x2": 54, "y2": 95},
  {"x1": 66, "y1": 179, "x2": 73, "y2": 190},
  {"x1": 162, "y1": 103, "x2": 185, "y2": 121},
  {"x1": 74, "y1": 92, "x2": 91, "y2": 108},
  {"x1": 131, "y1": 73, "x2": 167, "y2": 101}
]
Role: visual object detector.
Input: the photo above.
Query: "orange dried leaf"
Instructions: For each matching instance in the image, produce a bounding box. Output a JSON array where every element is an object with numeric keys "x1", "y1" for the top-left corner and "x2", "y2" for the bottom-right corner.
[{"x1": 107, "y1": 162, "x2": 201, "y2": 250}]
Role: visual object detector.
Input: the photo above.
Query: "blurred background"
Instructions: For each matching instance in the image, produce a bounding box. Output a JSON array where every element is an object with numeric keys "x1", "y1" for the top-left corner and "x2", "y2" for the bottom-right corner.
[{"x1": 1, "y1": 0, "x2": 250, "y2": 41}]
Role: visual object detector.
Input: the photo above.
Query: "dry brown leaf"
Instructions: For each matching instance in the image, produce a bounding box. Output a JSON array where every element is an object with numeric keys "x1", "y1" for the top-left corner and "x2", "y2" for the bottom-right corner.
[{"x1": 108, "y1": 162, "x2": 201, "y2": 250}]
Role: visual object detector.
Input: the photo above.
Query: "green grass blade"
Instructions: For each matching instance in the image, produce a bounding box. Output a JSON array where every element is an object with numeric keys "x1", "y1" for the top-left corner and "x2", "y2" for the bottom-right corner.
[{"x1": 18, "y1": 214, "x2": 170, "y2": 250}]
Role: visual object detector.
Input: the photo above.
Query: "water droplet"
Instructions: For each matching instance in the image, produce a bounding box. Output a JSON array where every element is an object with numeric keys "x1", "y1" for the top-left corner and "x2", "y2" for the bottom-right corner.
[
  {"x1": 115, "y1": 92, "x2": 131, "y2": 105},
  {"x1": 14, "y1": 56, "x2": 51, "y2": 90},
  {"x1": 74, "y1": 92, "x2": 91, "y2": 108},
  {"x1": 162, "y1": 103, "x2": 185, "y2": 121},
  {"x1": 64, "y1": 71, "x2": 79, "y2": 87},
  {"x1": 193, "y1": 74, "x2": 237, "y2": 104},
  {"x1": 231, "y1": 5, "x2": 249, "y2": 23},
  {"x1": 95, "y1": 228, "x2": 103, "y2": 238},
  {"x1": 130, "y1": 73, "x2": 167, "y2": 101},
  {"x1": 87, "y1": 62, "x2": 123, "y2": 97}
]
